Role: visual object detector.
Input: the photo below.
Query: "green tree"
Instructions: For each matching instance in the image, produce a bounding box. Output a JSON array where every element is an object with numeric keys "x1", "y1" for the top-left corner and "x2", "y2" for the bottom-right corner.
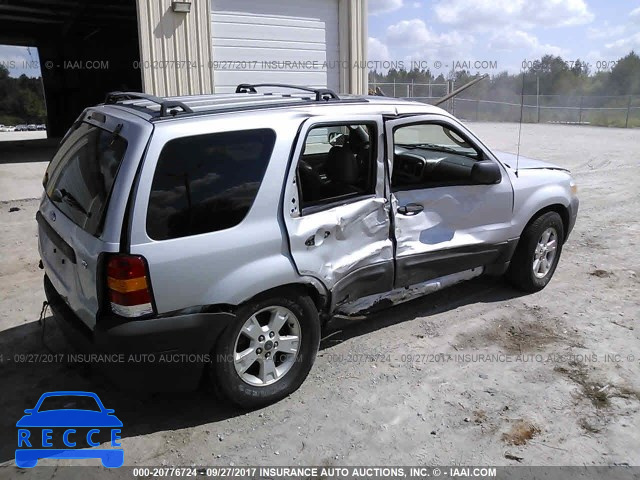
[{"x1": 607, "y1": 51, "x2": 640, "y2": 95}]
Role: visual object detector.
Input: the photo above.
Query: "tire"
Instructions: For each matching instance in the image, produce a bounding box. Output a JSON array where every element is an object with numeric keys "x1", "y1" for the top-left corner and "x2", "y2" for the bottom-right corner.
[
  {"x1": 506, "y1": 211, "x2": 564, "y2": 293},
  {"x1": 210, "y1": 290, "x2": 320, "y2": 408}
]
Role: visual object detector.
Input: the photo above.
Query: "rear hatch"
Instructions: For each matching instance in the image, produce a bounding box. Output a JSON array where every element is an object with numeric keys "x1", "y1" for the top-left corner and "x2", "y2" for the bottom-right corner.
[{"x1": 38, "y1": 108, "x2": 152, "y2": 329}]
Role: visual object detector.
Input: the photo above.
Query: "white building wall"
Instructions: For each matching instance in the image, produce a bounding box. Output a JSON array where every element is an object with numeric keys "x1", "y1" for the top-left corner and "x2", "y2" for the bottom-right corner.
[
  {"x1": 136, "y1": 0, "x2": 366, "y2": 96},
  {"x1": 211, "y1": 0, "x2": 341, "y2": 93}
]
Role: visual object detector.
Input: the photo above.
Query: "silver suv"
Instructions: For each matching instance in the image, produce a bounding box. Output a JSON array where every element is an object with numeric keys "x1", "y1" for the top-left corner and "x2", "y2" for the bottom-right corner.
[{"x1": 38, "y1": 84, "x2": 578, "y2": 407}]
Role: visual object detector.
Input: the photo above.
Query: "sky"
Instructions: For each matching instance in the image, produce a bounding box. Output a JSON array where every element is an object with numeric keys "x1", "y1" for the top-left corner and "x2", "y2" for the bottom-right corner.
[
  {"x1": 0, "y1": 45, "x2": 41, "y2": 78},
  {"x1": 1, "y1": 0, "x2": 638, "y2": 78},
  {"x1": 368, "y1": 0, "x2": 640, "y2": 74}
]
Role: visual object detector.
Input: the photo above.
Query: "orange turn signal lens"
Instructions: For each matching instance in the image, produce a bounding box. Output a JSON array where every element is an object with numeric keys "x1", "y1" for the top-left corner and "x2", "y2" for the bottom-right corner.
[{"x1": 107, "y1": 276, "x2": 148, "y2": 293}]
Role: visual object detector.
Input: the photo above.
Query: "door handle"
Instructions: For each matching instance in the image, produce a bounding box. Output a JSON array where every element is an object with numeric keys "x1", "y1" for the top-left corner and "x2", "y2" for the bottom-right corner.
[
  {"x1": 305, "y1": 231, "x2": 331, "y2": 247},
  {"x1": 397, "y1": 203, "x2": 424, "y2": 216}
]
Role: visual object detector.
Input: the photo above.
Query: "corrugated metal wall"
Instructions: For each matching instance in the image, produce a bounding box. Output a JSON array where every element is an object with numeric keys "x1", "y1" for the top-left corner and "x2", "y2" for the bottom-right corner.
[
  {"x1": 136, "y1": 0, "x2": 214, "y2": 96},
  {"x1": 136, "y1": 0, "x2": 366, "y2": 97}
]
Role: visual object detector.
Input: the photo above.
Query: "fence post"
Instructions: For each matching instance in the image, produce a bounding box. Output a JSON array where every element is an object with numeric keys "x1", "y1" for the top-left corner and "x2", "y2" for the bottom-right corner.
[
  {"x1": 450, "y1": 80, "x2": 455, "y2": 114},
  {"x1": 536, "y1": 76, "x2": 540, "y2": 123},
  {"x1": 626, "y1": 95, "x2": 632, "y2": 128},
  {"x1": 393, "y1": 80, "x2": 396, "y2": 98},
  {"x1": 578, "y1": 95, "x2": 583, "y2": 124}
]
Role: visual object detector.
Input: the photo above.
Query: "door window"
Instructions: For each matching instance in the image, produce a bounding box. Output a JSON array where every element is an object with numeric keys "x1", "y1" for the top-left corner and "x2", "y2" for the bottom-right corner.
[
  {"x1": 297, "y1": 124, "x2": 376, "y2": 210},
  {"x1": 392, "y1": 122, "x2": 483, "y2": 190}
]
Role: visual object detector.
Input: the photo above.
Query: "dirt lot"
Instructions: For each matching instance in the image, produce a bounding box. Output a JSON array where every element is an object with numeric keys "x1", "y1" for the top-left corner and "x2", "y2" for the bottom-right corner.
[{"x1": 0, "y1": 122, "x2": 638, "y2": 470}]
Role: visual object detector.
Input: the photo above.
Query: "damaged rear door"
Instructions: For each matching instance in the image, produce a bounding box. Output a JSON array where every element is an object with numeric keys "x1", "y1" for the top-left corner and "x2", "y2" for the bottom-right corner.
[
  {"x1": 385, "y1": 115, "x2": 514, "y2": 287},
  {"x1": 283, "y1": 115, "x2": 393, "y2": 310}
]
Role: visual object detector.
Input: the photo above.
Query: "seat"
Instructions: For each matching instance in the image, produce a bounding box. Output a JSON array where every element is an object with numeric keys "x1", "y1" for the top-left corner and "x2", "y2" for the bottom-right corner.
[
  {"x1": 325, "y1": 145, "x2": 361, "y2": 196},
  {"x1": 298, "y1": 159, "x2": 324, "y2": 202}
]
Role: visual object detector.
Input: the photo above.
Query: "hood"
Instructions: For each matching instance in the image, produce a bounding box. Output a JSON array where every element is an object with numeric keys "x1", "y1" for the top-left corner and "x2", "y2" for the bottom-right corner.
[{"x1": 494, "y1": 151, "x2": 569, "y2": 172}]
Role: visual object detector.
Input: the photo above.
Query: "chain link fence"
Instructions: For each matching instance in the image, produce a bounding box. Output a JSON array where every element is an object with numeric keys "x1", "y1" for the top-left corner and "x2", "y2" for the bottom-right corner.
[{"x1": 369, "y1": 82, "x2": 640, "y2": 128}]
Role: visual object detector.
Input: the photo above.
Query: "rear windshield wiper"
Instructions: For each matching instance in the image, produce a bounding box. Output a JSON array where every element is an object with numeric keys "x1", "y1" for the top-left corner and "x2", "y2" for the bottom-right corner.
[{"x1": 51, "y1": 188, "x2": 92, "y2": 218}]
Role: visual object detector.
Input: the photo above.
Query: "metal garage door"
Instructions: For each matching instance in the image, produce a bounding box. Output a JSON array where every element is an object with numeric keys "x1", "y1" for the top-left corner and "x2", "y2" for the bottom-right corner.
[{"x1": 211, "y1": 0, "x2": 340, "y2": 93}]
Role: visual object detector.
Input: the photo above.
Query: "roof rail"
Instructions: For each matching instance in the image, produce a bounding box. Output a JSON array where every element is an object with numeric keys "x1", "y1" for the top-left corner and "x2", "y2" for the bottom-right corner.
[
  {"x1": 104, "y1": 91, "x2": 194, "y2": 117},
  {"x1": 235, "y1": 83, "x2": 340, "y2": 102}
]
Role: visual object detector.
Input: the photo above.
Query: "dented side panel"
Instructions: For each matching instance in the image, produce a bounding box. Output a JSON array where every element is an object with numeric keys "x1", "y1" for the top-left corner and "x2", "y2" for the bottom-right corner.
[
  {"x1": 283, "y1": 114, "x2": 392, "y2": 294},
  {"x1": 386, "y1": 115, "x2": 515, "y2": 286},
  {"x1": 287, "y1": 197, "x2": 393, "y2": 288},
  {"x1": 392, "y1": 185, "x2": 513, "y2": 257}
]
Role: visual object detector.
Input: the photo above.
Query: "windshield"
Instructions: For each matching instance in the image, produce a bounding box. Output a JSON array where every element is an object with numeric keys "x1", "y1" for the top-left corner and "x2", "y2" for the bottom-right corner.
[
  {"x1": 44, "y1": 122, "x2": 128, "y2": 236},
  {"x1": 37, "y1": 395, "x2": 101, "y2": 412},
  {"x1": 395, "y1": 123, "x2": 480, "y2": 159}
]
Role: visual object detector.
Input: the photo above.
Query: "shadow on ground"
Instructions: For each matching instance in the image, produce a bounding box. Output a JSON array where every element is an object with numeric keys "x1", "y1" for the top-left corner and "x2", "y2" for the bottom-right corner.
[
  {"x1": 0, "y1": 276, "x2": 524, "y2": 464},
  {"x1": 0, "y1": 138, "x2": 59, "y2": 164}
]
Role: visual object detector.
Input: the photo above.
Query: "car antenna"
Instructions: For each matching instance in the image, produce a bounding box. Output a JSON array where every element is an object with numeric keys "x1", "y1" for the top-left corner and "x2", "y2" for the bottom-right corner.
[{"x1": 515, "y1": 70, "x2": 525, "y2": 177}]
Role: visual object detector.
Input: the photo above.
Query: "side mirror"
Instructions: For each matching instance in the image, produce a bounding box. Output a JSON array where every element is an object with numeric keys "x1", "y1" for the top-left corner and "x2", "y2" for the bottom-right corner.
[
  {"x1": 24, "y1": 409, "x2": 34, "y2": 414},
  {"x1": 471, "y1": 161, "x2": 502, "y2": 184}
]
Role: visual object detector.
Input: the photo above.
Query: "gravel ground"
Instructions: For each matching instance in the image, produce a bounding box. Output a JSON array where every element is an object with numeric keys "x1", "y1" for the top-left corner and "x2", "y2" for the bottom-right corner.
[{"x1": 0, "y1": 122, "x2": 638, "y2": 472}]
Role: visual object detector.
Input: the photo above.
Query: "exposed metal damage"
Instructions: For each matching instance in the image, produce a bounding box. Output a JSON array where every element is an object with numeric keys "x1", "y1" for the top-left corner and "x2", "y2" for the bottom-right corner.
[
  {"x1": 335, "y1": 267, "x2": 484, "y2": 316},
  {"x1": 287, "y1": 198, "x2": 393, "y2": 287}
]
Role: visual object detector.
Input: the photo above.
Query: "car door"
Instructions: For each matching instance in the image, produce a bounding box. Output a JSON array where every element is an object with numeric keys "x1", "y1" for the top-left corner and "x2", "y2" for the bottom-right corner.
[
  {"x1": 385, "y1": 115, "x2": 515, "y2": 288},
  {"x1": 283, "y1": 115, "x2": 394, "y2": 310}
]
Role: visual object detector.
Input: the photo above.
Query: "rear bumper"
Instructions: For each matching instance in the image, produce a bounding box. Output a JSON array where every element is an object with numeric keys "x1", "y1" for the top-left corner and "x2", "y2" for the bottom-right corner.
[{"x1": 44, "y1": 275, "x2": 235, "y2": 391}]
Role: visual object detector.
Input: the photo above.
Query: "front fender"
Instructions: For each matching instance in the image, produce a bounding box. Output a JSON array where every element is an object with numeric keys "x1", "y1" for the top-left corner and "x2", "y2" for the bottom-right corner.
[{"x1": 511, "y1": 170, "x2": 574, "y2": 238}]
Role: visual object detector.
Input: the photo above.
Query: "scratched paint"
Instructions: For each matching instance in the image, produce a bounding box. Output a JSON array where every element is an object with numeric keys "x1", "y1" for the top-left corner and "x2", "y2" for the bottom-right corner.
[
  {"x1": 287, "y1": 197, "x2": 393, "y2": 287},
  {"x1": 336, "y1": 267, "x2": 484, "y2": 315},
  {"x1": 392, "y1": 180, "x2": 513, "y2": 257}
]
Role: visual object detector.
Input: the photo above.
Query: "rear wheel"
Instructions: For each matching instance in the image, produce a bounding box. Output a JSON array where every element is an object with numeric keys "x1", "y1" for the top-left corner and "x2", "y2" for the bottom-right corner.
[
  {"x1": 507, "y1": 211, "x2": 564, "y2": 292},
  {"x1": 210, "y1": 290, "x2": 320, "y2": 408}
]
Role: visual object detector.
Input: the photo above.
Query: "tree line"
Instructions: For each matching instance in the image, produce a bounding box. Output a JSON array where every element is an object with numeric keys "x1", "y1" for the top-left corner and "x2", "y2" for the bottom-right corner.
[
  {"x1": 2, "y1": 51, "x2": 639, "y2": 126},
  {"x1": 369, "y1": 51, "x2": 640, "y2": 100},
  {"x1": 0, "y1": 64, "x2": 46, "y2": 125}
]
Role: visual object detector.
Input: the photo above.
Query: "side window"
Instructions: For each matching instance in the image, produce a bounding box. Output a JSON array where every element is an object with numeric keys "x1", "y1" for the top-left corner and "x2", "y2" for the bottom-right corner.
[
  {"x1": 297, "y1": 123, "x2": 376, "y2": 209},
  {"x1": 392, "y1": 123, "x2": 483, "y2": 190},
  {"x1": 147, "y1": 129, "x2": 276, "y2": 240}
]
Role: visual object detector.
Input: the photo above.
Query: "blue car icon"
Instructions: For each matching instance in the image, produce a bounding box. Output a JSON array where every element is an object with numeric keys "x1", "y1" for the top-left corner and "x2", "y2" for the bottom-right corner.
[{"x1": 16, "y1": 391, "x2": 123, "y2": 468}]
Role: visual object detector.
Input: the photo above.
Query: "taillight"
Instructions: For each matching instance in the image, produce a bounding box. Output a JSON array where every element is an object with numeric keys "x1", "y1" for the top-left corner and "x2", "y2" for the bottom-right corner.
[{"x1": 106, "y1": 254, "x2": 154, "y2": 318}]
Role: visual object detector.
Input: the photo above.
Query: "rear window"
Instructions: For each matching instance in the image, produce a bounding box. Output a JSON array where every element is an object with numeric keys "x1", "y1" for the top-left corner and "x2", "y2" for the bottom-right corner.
[
  {"x1": 146, "y1": 129, "x2": 276, "y2": 240},
  {"x1": 44, "y1": 122, "x2": 128, "y2": 236}
]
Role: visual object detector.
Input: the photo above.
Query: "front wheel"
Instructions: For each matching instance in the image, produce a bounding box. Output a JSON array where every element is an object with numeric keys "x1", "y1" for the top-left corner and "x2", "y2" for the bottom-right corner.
[
  {"x1": 210, "y1": 290, "x2": 320, "y2": 408},
  {"x1": 506, "y1": 211, "x2": 564, "y2": 292}
]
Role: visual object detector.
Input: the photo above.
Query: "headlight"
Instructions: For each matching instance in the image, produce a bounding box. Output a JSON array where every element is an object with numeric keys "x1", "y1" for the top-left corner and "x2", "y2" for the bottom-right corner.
[{"x1": 569, "y1": 179, "x2": 578, "y2": 195}]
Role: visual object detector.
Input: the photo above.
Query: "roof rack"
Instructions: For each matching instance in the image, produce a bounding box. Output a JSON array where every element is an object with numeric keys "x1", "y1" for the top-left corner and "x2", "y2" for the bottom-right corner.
[
  {"x1": 235, "y1": 83, "x2": 340, "y2": 102},
  {"x1": 104, "y1": 92, "x2": 194, "y2": 117},
  {"x1": 99, "y1": 87, "x2": 369, "y2": 122}
]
